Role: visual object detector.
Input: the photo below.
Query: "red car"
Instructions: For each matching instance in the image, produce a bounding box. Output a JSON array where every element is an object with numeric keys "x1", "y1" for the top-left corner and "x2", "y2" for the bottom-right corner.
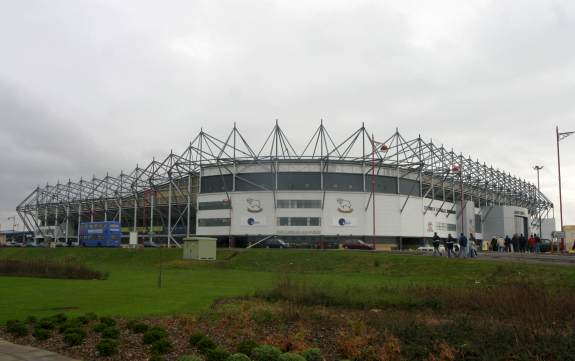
[{"x1": 342, "y1": 239, "x2": 374, "y2": 250}]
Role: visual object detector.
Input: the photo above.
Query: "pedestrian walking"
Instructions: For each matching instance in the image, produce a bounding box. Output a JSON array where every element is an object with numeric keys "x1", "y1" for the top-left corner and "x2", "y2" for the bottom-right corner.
[
  {"x1": 491, "y1": 237, "x2": 498, "y2": 252},
  {"x1": 458, "y1": 233, "x2": 468, "y2": 258},
  {"x1": 497, "y1": 236, "x2": 505, "y2": 252},
  {"x1": 446, "y1": 234, "x2": 455, "y2": 258},
  {"x1": 528, "y1": 234, "x2": 536, "y2": 253},
  {"x1": 519, "y1": 233, "x2": 527, "y2": 253},
  {"x1": 432, "y1": 232, "x2": 441, "y2": 256},
  {"x1": 505, "y1": 235, "x2": 512, "y2": 252}
]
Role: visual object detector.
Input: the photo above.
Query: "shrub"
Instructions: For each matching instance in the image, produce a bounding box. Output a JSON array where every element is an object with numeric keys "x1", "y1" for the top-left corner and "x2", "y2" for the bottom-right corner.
[
  {"x1": 99, "y1": 316, "x2": 116, "y2": 327},
  {"x1": 64, "y1": 327, "x2": 86, "y2": 337},
  {"x1": 102, "y1": 327, "x2": 120, "y2": 339},
  {"x1": 279, "y1": 353, "x2": 306, "y2": 361},
  {"x1": 236, "y1": 340, "x2": 259, "y2": 356},
  {"x1": 149, "y1": 355, "x2": 164, "y2": 361},
  {"x1": 52, "y1": 313, "x2": 67, "y2": 324},
  {"x1": 38, "y1": 318, "x2": 56, "y2": 330},
  {"x1": 190, "y1": 332, "x2": 209, "y2": 346},
  {"x1": 0, "y1": 259, "x2": 106, "y2": 280},
  {"x1": 206, "y1": 347, "x2": 230, "y2": 361},
  {"x1": 179, "y1": 356, "x2": 203, "y2": 361},
  {"x1": 143, "y1": 327, "x2": 168, "y2": 344},
  {"x1": 63, "y1": 332, "x2": 85, "y2": 346},
  {"x1": 76, "y1": 315, "x2": 89, "y2": 325},
  {"x1": 300, "y1": 348, "x2": 322, "y2": 361},
  {"x1": 197, "y1": 337, "x2": 217, "y2": 353},
  {"x1": 26, "y1": 315, "x2": 38, "y2": 324},
  {"x1": 33, "y1": 327, "x2": 51, "y2": 340},
  {"x1": 58, "y1": 319, "x2": 82, "y2": 333},
  {"x1": 97, "y1": 338, "x2": 118, "y2": 357},
  {"x1": 84, "y1": 312, "x2": 98, "y2": 321},
  {"x1": 92, "y1": 323, "x2": 107, "y2": 333},
  {"x1": 227, "y1": 354, "x2": 251, "y2": 361},
  {"x1": 127, "y1": 320, "x2": 148, "y2": 333},
  {"x1": 251, "y1": 345, "x2": 282, "y2": 361},
  {"x1": 151, "y1": 339, "x2": 173, "y2": 355},
  {"x1": 6, "y1": 320, "x2": 28, "y2": 337}
]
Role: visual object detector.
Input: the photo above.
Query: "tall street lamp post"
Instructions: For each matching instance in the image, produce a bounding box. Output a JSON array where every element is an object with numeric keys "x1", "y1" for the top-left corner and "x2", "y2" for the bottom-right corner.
[
  {"x1": 533, "y1": 165, "x2": 543, "y2": 237},
  {"x1": 556, "y1": 126, "x2": 574, "y2": 250}
]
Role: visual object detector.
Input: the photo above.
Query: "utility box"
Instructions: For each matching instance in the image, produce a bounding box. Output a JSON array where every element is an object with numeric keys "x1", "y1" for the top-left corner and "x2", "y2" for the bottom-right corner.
[{"x1": 183, "y1": 237, "x2": 217, "y2": 260}]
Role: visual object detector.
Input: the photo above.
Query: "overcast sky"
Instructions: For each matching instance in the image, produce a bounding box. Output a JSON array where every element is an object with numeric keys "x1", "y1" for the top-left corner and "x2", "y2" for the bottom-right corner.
[{"x1": 0, "y1": 0, "x2": 574, "y2": 231}]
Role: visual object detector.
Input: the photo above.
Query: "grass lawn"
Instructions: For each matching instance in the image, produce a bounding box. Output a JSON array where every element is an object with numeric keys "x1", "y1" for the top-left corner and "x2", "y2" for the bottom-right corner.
[{"x1": 1, "y1": 248, "x2": 574, "y2": 323}]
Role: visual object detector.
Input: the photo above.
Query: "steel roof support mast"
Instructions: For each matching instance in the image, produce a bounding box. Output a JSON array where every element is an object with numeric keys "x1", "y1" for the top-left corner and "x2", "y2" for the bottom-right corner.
[{"x1": 556, "y1": 126, "x2": 573, "y2": 238}]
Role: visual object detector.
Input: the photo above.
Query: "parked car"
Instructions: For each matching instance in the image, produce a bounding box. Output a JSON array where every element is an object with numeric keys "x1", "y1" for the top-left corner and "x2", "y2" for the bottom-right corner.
[
  {"x1": 266, "y1": 239, "x2": 289, "y2": 248},
  {"x1": 342, "y1": 239, "x2": 374, "y2": 250},
  {"x1": 539, "y1": 239, "x2": 553, "y2": 252},
  {"x1": 417, "y1": 244, "x2": 446, "y2": 254}
]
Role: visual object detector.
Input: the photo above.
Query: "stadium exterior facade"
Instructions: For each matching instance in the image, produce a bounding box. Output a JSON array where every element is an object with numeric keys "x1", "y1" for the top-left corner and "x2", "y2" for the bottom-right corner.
[{"x1": 16, "y1": 123, "x2": 555, "y2": 248}]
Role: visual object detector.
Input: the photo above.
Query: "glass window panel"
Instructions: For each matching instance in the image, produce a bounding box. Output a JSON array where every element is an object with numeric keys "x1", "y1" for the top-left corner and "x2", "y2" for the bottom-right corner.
[
  {"x1": 277, "y1": 172, "x2": 321, "y2": 190},
  {"x1": 199, "y1": 200, "x2": 231, "y2": 210},
  {"x1": 198, "y1": 218, "x2": 231, "y2": 227},
  {"x1": 366, "y1": 176, "x2": 397, "y2": 194},
  {"x1": 324, "y1": 173, "x2": 363, "y2": 192},
  {"x1": 235, "y1": 173, "x2": 275, "y2": 191},
  {"x1": 201, "y1": 175, "x2": 233, "y2": 193},
  {"x1": 399, "y1": 179, "x2": 421, "y2": 196}
]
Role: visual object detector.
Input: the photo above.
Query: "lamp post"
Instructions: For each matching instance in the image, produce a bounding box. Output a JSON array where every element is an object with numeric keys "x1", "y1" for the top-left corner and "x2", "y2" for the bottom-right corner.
[
  {"x1": 533, "y1": 165, "x2": 543, "y2": 237},
  {"x1": 556, "y1": 126, "x2": 574, "y2": 232}
]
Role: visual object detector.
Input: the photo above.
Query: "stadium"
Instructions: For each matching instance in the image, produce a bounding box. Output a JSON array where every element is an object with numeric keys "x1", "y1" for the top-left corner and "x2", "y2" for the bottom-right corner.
[{"x1": 16, "y1": 122, "x2": 555, "y2": 249}]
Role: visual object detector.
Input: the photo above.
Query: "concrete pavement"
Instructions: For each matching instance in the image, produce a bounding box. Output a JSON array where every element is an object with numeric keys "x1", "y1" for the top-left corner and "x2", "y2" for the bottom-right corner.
[{"x1": 0, "y1": 339, "x2": 78, "y2": 361}]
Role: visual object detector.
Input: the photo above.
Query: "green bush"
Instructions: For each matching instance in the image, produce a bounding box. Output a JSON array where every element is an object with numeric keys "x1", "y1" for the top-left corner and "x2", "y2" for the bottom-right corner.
[
  {"x1": 38, "y1": 318, "x2": 56, "y2": 330},
  {"x1": 251, "y1": 345, "x2": 281, "y2": 361},
  {"x1": 58, "y1": 319, "x2": 82, "y2": 333},
  {"x1": 75, "y1": 316, "x2": 89, "y2": 325},
  {"x1": 126, "y1": 320, "x2": 148, "y2": 333},
  {"x1": 300, "y1": 348, "x2": 322, "y2": 361},
  {"x1": 51, "y1": 313, "x2": 67, "y2": 324},
  {"x1": 179, "y1": 356, "x2": 203, "y2": 361},
  {"x1": 84, "y1": 312, "x2": 98, "y2": 321},
  {"x1": 149, "y1": 355, "x2": 164, "y2": 361},
  {"x1": 143, "y1": 327, "x2": 168, "y2": 344},
  {"x1": 279, "y1": 353, "x2": 305, "y2": 361},
  {"x1": 190, "y1": 332, "x2": 209, "y2": 346},
  {"x1": 227, "y1": 353, "x2": 252, "y2": 361},
  {"x1": 151, "y1": 339, "x2": 173, "y2": 355},
  {"x1": 92, "y1": 323, "x2": 107, "y2": 333},
  {"x1": 236, "y1": 340, "x2": 259, "y2": 356},
  {"x1": 26, "y1": 315, "x2": 38, "y2": 324},
  {"x1": 102, "y1": 327, "x2": 120, "y2": 339},
  {"x1": 99, "y1": 316, "x2": 116, "y2": 327},
  {"x1": 6, "y1": 320, "x2": 28, "y2": 337},
  {"x1": 197, "y1": 337, "x2": 217, "y2": 353},
  {"x1": 206, "y1": 347, "x2": 230, "y2": 361},
  {"x1": 33, "y1": 327, "x2": 51, "y2": 340},
  {"x1": 63, "y1": 331, "x2": 85, "y2": 346},
  {"x1": 96, "y1": 338, "x2": 118, "y2": 357}
]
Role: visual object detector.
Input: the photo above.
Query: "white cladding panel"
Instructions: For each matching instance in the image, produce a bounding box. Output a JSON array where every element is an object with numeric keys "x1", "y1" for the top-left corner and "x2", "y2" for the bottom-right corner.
[
  {"x1": 197, "y1": 191, "x2": 466, "y2": 237},
  {"x1": 481, "y1": 205, "x2": 529, "y2": 240}
]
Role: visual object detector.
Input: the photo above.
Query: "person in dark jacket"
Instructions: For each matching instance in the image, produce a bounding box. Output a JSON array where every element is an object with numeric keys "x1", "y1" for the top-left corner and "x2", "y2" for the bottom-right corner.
[
  {"x1": 504, "y1": 235, "x2": 512, "y2": 252},
  {"x1": 519, "y1": 234, "x2": 527, "y2": 253},
  {"x1": 432, "y1": 232, "x2": 441, "y2": 256},
  {"x1": 458, "y1": 233, "x2": 468, "y2": 258},
  {"x1": 491, "y1": 237, "x2": 498, "y2": 252},
  {"x1": 446, "y1": 234, "x2": 455, "y2": 258}
]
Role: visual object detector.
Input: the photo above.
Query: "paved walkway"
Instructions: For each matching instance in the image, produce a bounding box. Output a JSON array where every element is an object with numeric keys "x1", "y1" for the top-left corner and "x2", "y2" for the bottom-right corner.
[{"x1": 0, "y1": 339, "x2": 78, "y2": 361}]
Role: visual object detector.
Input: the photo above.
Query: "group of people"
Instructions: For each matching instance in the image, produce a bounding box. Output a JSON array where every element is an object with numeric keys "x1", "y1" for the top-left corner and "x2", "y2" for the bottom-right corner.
[
  {"x1": 491, "y1": 234, "x2": 540, "y2": 253},
  {"x1": 431, "y1": 232, "x2": 478, "y2": 258}
]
